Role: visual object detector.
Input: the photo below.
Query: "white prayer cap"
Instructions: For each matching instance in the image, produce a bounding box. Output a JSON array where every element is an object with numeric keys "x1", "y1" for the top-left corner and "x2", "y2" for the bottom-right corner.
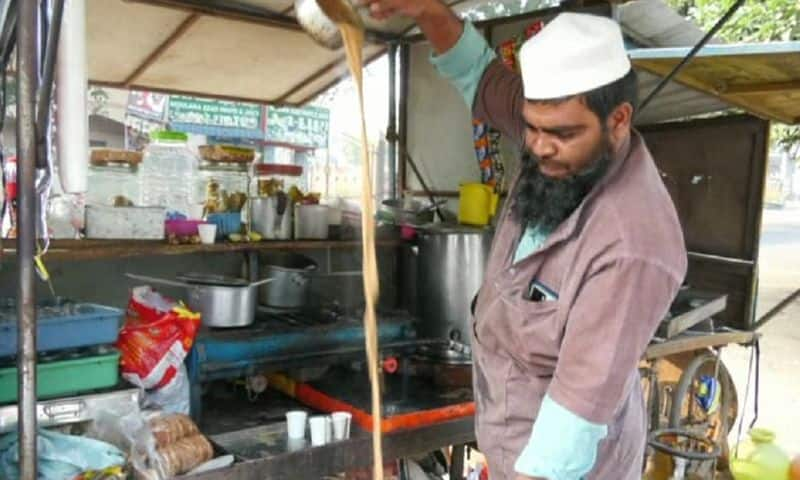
[{"x1": 519, "y1": 12, "x2": 631, "y2": 100}]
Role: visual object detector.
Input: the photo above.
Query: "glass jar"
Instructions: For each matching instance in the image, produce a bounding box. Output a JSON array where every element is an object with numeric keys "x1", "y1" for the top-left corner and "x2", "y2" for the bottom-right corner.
[
  {"x1": 139, "y1": 131, "x2": 199, "y2": 216},
  {"x1": 250, "y1": 163, "x2": 304, "y2": 198},
  {"x1": 86, "y1": 162, "x2": 141, "y2": 207},
  {"x1": 196, "y1": 161, "x2": 250, "y2": 217}
]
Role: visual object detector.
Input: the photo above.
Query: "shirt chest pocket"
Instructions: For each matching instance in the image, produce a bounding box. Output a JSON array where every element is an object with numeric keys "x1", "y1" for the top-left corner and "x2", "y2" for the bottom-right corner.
[{"x1": 485, "y1": 288, "x2": 564, "y2": 372}]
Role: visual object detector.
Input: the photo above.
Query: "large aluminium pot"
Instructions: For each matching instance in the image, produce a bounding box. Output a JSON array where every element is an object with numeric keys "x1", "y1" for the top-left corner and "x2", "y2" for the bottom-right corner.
[
  {"x1": 126, "y1": 273, "x2": 272, "y2": 328},
  {"x1": 259, "y1": 252, "x2": 318, "y2": 309},
  {"x1": 416, "y1": 225, "x2": 492, "y2": 352}
]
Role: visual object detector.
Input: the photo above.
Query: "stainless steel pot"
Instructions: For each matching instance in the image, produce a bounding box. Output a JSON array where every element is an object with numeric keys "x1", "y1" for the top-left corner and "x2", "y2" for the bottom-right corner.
[
  {"x1": 294, "y1": 0, "x2": 365, "y2": 49},
  {"x1": 416, "y1": 225, "x2": 493, "y2": 353},
  {"x1": 126, "y1": 273, "x2": 272, "y2": 328},
  {"x1": 250, "y1": 196, "x2": 293, "y2": 240},
  {"x1": 379, "y1": 199, "x2": 443, "y2": 226},
  {"x1": 258, "y1": 252, "x2": 318, "y2": 309}
]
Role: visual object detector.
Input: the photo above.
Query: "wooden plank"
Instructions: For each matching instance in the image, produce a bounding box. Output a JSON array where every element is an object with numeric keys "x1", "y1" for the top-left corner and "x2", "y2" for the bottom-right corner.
[
  {"x1": 633, "y1": 59, "x2": 797, "y2": 124},
  {"x1": 645, "y1": 331, "x2": 758, "y2": 360},
  {"x1": 724, "y1": 80, "x2": 800, "y2": 95},
  {"x1": 123, "y1": 13, "x2": 200, "y2": 86},
  {"x1": 191, "y1": 418, "x2": 475, "y2": 480},
  {"x1": 666, "y1": 293, "x2": 727, "y2": 338},
  {"x1": 126, "y1": 0, "x2": 305, "y2": 32},
  {"x1": 2, "y1": 239, "x2": 401, "y2": 262},
  {"x1": 687, "y1": 251, "x2": 754, "y2": 269},
  {"x1": 90, "y1": 79, "x2": 296, "y2": 107}
]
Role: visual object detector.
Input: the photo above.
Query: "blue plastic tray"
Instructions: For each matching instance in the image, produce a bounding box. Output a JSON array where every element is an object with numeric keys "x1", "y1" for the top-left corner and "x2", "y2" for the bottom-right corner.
[{"x1": 0, "y1": 301, "x2": 123, "y2": 357}]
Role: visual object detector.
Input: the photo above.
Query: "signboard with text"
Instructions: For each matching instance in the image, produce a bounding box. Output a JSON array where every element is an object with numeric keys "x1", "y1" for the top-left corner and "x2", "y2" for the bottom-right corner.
[
  {"x1": 167, "y1": 95, "x2": 263, "y2": 139},
  {"x1": 265, "y1": 105, "x2": 329, "y2": 149}
]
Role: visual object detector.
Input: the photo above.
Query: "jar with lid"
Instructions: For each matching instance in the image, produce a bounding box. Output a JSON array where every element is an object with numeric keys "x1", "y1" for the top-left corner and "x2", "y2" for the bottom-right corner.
[
  {"x1": 249, "y1": 164, "x2": 303, "y2": 240},
  {"x1": 196, "y1": 161, "x2": 251, "y2": 220},
  {"x1": 139, "y1": 131, "x2": 199, "y2": 216},
  {"x1": 86, "y1": 149, "x2": 143, "y2": 207}
]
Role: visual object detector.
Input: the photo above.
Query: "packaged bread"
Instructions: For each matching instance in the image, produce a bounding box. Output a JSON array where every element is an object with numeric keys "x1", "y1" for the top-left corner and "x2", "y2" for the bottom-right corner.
[
  {"x1": 149, "y1": 413, "x2": 199, "y2": 448},
  {"x1": 157, "y1": 434, "x2": 214, "y2": 477},
  {"x1": 90, "y1": 148, "x2": 143, "y2": 166},
  {"x1": 198, "y1": 144, "x2": 255, "y2": 163}
]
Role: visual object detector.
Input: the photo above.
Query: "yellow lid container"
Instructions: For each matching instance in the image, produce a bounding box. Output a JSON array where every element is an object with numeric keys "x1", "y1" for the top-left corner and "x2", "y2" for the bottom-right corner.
[
  {"x1": 458, "y1": 183, "x2": 498, "y2": 226},
  {"x1": 731, "y1": 429, "x2": 791, "y2": 480}
]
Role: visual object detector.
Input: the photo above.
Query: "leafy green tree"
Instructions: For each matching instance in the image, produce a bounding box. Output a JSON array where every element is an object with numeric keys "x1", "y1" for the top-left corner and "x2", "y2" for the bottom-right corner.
[{"x1": 667, "y1": 0, "x2": 800, "y2": 161}]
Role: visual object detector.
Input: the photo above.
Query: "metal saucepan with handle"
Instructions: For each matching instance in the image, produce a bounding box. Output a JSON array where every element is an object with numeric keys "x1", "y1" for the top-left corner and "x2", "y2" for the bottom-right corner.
[
  {"x1": 258, "y1": 252, "x2": 318, "y2": 310},
  {"x1": 126, "y1": 273, "x2": 272, "y2": 328},
  {"x1": 378, "y1": 199, "x2": 446, "y2": 226}
]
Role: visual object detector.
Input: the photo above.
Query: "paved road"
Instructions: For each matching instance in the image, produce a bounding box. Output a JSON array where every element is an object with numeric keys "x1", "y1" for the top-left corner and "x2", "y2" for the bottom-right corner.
[{"x1": 723, "y1": 202, "x2": 800, "y2": 456}]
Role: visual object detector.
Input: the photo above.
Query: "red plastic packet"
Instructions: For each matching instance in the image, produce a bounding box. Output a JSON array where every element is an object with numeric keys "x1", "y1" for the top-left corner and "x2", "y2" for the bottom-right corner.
[{"x1": 116, "y1": 287, "x2": 201, "y2": 390}]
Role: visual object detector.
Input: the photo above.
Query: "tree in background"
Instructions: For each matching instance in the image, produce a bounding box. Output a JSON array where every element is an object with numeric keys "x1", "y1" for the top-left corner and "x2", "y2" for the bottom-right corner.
[
  {"x1": 667, "y1": 0, "x2": 800, "y2": 163},
  {"x1": 668, "y1": 0, "x2": 799, "y2": 43}
]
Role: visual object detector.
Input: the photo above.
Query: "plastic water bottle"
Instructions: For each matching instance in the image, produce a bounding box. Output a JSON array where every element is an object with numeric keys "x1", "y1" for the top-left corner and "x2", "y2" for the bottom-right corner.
[{"x1": 140, "y1": 131, "x2": 199, "y2": 216}]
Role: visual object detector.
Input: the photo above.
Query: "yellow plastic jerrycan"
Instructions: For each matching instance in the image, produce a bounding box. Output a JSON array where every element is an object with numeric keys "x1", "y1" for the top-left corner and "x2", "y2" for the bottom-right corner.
[
  {"x1": 731, "y1": 428, "x2": 791, "y2": 480},
  {"x1": 458, "y1": 183, "x2": 499, "y2": 226}
]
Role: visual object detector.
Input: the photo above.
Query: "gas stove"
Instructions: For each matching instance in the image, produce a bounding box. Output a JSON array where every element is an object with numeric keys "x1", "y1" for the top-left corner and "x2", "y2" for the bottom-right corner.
[{"x1": 187, "y1": 307, "x2": 418, "y2": 421}]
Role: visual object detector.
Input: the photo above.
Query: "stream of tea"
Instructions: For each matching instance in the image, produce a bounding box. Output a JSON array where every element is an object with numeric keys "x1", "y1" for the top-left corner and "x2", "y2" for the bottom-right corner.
[{"x1": 313, "y1": 2, "x2": 383, "y2": 475}]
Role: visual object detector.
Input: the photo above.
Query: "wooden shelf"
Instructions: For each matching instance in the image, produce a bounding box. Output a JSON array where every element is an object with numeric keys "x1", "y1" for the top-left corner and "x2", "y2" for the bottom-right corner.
[
  {"x1": 1, "y1": 238, "x2": 402, "y2": 262},
  {"x1": 645, "y1": 330, "x2": 758, "y2": 359}
]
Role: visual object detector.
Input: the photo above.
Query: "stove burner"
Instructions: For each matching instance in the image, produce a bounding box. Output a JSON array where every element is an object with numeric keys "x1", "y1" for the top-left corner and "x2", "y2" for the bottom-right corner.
[
  {"x1": 200, "y1": 304, "x2": 367, "y2": 338},
  {"x1": 417, "y1": 340, "x2": 472, "y2": 365},
  {"x1": 256, "y1": 303, "x2": 344, "y2": 326}
]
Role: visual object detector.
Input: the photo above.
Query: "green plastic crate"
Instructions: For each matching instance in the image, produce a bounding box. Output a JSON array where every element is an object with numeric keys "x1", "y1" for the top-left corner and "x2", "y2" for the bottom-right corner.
[{"x1": 0, "y1": 350, "x2": 120, "y2": 403}]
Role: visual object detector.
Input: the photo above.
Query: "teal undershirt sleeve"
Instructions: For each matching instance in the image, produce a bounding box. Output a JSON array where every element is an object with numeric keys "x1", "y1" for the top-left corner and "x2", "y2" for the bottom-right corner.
[{"x1": 429, "y1": 22, "x2": 497, "y2": 108}]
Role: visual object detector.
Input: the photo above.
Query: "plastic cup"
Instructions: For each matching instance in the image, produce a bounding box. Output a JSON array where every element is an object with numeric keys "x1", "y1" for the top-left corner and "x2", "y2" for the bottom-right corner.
[
  {"x1": 188, "y1": 203, "x2": 205, "y2": 220},
  {"x1": 287, "y1": 437, "x2": 306, "y2": 452},
  {"x1": 309, "y1": 415, "x2": 331, "y2": 446},
  {"x1": 197, "y1": 223, "x2": 217, "y2": 244},
  {"x1": 325, "y1": 416, "x2": 333, "y2": 443},
  {"x1": 286, "y1": 410, "x2": 308, "y2": 439},
  {"x1": 331, "y1": 411, "x2": 352, "y2": 441}
]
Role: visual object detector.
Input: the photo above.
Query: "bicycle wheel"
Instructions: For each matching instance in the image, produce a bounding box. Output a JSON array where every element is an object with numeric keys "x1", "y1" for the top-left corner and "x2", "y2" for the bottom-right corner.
[{"x1": 669, "y1": 352, "x2": 737, "y2": 452}]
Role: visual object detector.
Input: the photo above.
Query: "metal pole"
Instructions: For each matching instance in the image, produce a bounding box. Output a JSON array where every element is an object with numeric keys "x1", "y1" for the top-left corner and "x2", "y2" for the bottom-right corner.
[
  {"x1": 36, "y1": 0, "x2": 65, "y2": 169},
  {"x1": 17, "y1": 0, "x2": 40, "y2": 477},
  {"x1": 753, "y1": 287, "x2": 800, "y2": 331},
  {"x1": 387, "y1": 43, "x2": 397, "y2": 199},
  {"x1": 637, "y1": 0, "x2": 745, "y2": 115},
  {"x1": 397, "y1": 43, "x2": 409, "y2": 196}
]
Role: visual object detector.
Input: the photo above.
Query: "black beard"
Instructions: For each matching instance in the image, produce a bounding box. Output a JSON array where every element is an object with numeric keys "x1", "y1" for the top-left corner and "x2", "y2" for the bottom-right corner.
[{"x1": 511, "y1": 147, "x2": 611, "y2": 230}]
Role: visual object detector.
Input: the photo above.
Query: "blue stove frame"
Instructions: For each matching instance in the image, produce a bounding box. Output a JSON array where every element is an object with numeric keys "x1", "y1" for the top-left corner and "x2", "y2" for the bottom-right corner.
[{"x1": 186, "y1": 310, "x2": 416, "y2": 420}]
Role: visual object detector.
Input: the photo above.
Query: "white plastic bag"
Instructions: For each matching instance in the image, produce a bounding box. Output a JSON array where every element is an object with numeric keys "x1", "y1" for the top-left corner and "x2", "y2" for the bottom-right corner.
[
  {"x1": 86, "y1": 404, "x2": 165, "y2": 480},
  {"x1": 144, "y1": 364, "x2": 191, "y2": 415}
]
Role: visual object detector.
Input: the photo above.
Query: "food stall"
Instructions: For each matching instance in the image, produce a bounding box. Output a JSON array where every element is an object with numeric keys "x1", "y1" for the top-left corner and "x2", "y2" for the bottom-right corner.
[{"x1": 1, "y1": 0, "x2": 800, "y2": 478}]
